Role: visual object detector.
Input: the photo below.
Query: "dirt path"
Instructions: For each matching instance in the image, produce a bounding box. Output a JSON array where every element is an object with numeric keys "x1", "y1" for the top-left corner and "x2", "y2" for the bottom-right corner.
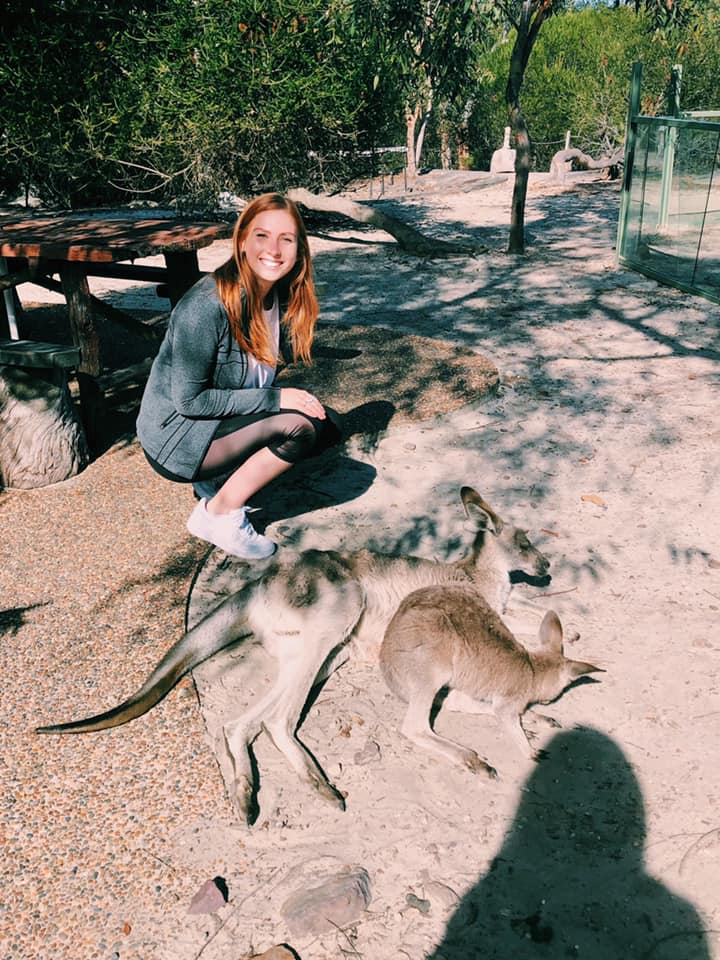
[{"x1": 2, "y1": 173, "x2": 719, "y2": 959}]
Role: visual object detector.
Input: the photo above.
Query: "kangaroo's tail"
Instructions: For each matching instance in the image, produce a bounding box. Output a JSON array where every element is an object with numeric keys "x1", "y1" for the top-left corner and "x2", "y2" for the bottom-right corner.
[{"x1": 36, "y1": 585, "x2": 255, "y2": 734}]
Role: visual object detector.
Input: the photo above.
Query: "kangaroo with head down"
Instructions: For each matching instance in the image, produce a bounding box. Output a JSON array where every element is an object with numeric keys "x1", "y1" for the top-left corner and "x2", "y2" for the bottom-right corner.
[
  {"x1": 380, "y1": 582, "x2": 603, "y2": 775},
  {"x1": 37, "y1": 487, "x2": 551, "y2": 822}
]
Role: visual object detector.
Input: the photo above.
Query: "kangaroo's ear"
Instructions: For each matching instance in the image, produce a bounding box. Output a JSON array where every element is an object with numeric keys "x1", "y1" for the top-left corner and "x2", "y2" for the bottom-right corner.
[
  {"x1": 461, "y1": 487, "x2": 504, "y2": 534},
  {"x1": 568, "y1": 660, "x2": 605, "y2": 680},
  {"x1": 538, "y1": 609, "x2": 563, "y2": 654}
]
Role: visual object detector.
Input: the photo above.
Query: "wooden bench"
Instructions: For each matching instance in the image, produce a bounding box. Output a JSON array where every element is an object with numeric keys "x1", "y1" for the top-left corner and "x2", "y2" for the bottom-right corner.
[
  {"x1": 0, "y1": 338, "x2": 89, "y2": 490},
  {"x1": 0, "y1": 338, "x2": 80, "y2": 369}
]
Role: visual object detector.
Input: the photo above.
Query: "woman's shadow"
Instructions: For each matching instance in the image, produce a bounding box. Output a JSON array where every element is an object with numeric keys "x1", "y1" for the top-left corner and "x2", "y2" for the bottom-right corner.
[
  {"x1": 428, "y1": 726, "x2": 710, "y2": 960},
  {"x1": 250, "y1": 399, "x2": 395, "y2": 528}
]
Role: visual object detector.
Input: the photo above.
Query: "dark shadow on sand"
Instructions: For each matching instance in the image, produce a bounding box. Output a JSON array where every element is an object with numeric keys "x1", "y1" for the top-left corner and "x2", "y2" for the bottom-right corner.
[
  {"x1": 427, "y1": 726, "x2": 710, "y2": 960},
  {"x1": 249, "y1": 400, "x2": 396, "y2": 529}
]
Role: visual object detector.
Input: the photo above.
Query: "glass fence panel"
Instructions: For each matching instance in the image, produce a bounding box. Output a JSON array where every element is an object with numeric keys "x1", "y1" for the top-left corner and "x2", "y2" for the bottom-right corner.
[
  {"x1": 619, "y1": 118, "x2": 720, "y2": 302},
  {"x1": 622, "y1": 122, "x2": 653, "y2": 254},
  {"x1": 692, "y1": 132, "x2": 720, "y2": 295}
]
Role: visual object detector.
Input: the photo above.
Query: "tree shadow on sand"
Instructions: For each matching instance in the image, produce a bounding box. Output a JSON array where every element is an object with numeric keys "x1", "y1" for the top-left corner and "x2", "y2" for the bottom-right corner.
[
  {"x1": 428, "y1": 726, "x2": 711, "y2": 960},
  {"x1": 249, "y1": 400, "x2": 396, "y2": 529}
]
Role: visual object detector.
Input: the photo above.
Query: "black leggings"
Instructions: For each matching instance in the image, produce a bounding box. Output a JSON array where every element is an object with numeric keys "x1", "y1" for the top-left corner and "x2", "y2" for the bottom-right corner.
[{"x1": 194, "y1": 406, "x2": 342, "y2": 481}]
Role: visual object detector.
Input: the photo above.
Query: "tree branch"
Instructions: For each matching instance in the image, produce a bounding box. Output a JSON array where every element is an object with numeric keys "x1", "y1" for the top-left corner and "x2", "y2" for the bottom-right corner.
[{"x1": 287, "y1": 188, "x2": 486, "y2": 258}]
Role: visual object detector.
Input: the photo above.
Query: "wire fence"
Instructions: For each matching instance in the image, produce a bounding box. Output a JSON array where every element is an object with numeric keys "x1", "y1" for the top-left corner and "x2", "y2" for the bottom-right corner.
[{"x1": 305, "y1": 130, "x2": 617, "y2": 196}]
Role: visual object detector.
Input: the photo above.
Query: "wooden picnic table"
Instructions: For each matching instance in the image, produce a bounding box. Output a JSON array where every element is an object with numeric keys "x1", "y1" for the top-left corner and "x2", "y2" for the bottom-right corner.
[{"x1": 0, "y1": 211, "x2": 233, "y2": 443}]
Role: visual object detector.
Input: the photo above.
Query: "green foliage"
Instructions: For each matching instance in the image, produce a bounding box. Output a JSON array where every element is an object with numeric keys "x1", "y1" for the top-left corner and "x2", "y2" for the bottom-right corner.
[
  {"x1": 467, "y1": 3, "x2": 720, "y2": 171},
  {"x1": 0, "y1": 0, "x2": 376, "y2": 206},
  {"x1": 103, "y1": 0, "x2": 370, "y2": 201},
  {"x1": 0, "y1": 1, "x2": 163, "y2": 206},
  {"x1": 329, "y1": 0, "x2": 487, "y2": 169},
  {"x1": 3, "y1": 0, "x2": 720, "y2": 206}
]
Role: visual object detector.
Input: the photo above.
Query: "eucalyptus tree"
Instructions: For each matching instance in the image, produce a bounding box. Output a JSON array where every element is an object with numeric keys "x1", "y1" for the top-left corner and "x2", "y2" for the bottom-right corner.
[
  {"x1": 103, "y1": 0, "x2": 372, "y2": 201},
  {"x1": 489, "y1": 0, "x2": 558, "y2": 253},
  {"x1": 0, "y1": 0, "x2": 164, "y2": 206},
  {"x1": 328, "y1": 0, "x2": 488, "y2": 175},
  {"x1": 613, "y1": 0, "x2": 696, "y2": 30},
  {"x1": 1, "y1": 0, "x2": 373, "y2": 206}
]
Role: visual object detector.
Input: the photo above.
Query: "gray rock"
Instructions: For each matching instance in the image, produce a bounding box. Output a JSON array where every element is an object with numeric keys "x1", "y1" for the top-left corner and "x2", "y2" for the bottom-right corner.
[
  {"x1": 423, "y1": 879, "x2": 461, "y2": 911},
  {"x1": 281, "y1": 867, "x2": 372, "y2": 938},
  {"x1": 405, "y1": 892, "x2": 431, "y2": 914},
  {"x1": 353, "y1": 738, "x2": 381, "y2": 765}
]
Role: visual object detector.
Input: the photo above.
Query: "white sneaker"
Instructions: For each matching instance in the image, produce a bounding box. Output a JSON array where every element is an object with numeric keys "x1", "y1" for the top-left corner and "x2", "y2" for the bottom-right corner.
[{"x1": 186, "y1": 499, "x2": 276, "y2": 559}]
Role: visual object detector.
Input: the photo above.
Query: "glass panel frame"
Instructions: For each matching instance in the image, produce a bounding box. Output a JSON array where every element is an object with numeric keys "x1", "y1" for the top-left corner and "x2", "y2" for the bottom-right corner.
[{"x1": 618, "y1": 115, "x2": 720, "y2": 304}]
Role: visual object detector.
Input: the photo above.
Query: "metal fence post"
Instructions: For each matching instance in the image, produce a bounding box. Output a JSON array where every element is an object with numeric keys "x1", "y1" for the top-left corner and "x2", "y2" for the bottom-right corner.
[
  {"x1": 617, "y1": 61, "x2": 644, "y2": 261},
  {"x1": 658, "y1": 64, "x2": 682, "y2": 229}
]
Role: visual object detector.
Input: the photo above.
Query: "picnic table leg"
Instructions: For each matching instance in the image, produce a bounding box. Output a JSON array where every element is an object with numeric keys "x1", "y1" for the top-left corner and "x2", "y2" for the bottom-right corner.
[
  {"x1": 163, "y1": 251, "x2": 201, "y2": 307},
  {"x1": 59, "y1": 263, "x2": 104, "y2": 448}
]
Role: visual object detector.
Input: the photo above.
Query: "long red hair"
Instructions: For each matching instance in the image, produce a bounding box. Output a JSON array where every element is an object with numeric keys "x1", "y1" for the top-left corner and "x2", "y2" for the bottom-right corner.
[{"x1": 214, "y1": 193, "x2": 318, "y2": 365}]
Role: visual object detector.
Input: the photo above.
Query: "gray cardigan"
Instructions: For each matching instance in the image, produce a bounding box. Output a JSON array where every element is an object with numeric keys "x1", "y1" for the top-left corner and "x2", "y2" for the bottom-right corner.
[{"x1": 136, "y1": 273, "x2": 287, "y2": 479}]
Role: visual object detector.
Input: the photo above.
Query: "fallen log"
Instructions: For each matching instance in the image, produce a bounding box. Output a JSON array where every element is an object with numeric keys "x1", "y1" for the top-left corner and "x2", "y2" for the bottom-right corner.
[
  {"x1": 549, "y1": 148, "x2": 623, "y2": 183},
  {"x1": 287, "y1": 187, "x2": 485, "y2": 258}
]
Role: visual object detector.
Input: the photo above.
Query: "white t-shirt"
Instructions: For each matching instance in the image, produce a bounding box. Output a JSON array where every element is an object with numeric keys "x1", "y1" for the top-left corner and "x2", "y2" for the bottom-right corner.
[{"x1": 245, "y1": 293, "x2": 279, "y2": 388}]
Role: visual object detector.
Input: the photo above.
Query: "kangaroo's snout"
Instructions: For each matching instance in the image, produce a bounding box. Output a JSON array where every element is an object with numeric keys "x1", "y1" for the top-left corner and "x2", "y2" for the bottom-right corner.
[
  {"x1": 510, "y1": 547, "x2": 552, "y2": 587},
  {"x1": 510, "y1": 563, "x2": 551, "y2": 586}
]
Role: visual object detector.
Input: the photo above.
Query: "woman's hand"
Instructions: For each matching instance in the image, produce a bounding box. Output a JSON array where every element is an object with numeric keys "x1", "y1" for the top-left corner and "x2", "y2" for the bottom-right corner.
[{"x1": 280, "y1": 387, "x2": 326, "y2": 420}]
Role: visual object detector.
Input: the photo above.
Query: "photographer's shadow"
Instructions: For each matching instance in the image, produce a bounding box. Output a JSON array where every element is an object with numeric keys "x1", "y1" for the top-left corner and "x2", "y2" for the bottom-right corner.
[{"x1": 429, "y1": 726, "x2": 710, "y2": 960}]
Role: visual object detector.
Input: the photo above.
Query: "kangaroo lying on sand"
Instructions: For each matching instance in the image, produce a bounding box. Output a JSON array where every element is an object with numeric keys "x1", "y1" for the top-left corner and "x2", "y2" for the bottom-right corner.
[
  {"x1": 380, "y1": 583, "x2": 603, "y2": 776},
  {"x1": 37, "y1": 487, "x2": 550, "y2": 822}
]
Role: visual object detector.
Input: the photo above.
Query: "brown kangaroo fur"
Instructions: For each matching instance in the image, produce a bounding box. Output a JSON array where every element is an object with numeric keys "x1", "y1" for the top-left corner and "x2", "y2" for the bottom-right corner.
[
  {"x1": 380, "y1": 583, "x2": 603, "y2": 776},
  {"x1": 37, "y1": 488, "x2": 551, "y2": 821}
]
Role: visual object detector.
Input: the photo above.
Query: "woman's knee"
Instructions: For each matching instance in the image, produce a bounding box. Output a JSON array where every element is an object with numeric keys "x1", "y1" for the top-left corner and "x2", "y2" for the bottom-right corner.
[
  {"x1": 269, "y1": 416, "x2": 318, "y2": 461},
  {"x1": 271, "y1": 408, "x2": 342, "y2": 462}
]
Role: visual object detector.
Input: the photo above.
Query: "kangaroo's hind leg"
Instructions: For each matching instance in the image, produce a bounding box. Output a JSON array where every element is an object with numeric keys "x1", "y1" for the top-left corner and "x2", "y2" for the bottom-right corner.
[
  {"x1": 400, "y1": 682, "x2": 498, "y2": 780},
  {"x1": 259, "y1": 639, "x2": 350, "y2": 809},
  {"x1": 222, "y1": 580, "x2": 364, "y2": 822},
  {"x1": 219, "y1": 667, "x2": 289, "y2": 824}
]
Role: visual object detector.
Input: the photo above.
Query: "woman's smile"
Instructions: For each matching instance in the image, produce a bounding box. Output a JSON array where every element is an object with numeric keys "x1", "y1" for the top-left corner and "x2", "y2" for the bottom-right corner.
[{"x1": 242, "y1": 209, "x2": 298, "y2": 292}]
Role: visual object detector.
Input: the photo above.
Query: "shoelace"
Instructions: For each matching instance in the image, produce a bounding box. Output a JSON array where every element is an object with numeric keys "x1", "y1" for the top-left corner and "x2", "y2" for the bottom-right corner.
[{"x1": 236, "y1": 506, "x2": 264, "y2": 540}]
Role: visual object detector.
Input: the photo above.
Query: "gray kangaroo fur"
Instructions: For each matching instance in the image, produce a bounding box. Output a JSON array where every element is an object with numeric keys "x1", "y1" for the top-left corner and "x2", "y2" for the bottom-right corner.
[
  {"x1": 380, "y1": 583, "x2": 603, "y2": 777},
  {"x1": 37, "y1": 487, "x2": 550, "y2": 822}
]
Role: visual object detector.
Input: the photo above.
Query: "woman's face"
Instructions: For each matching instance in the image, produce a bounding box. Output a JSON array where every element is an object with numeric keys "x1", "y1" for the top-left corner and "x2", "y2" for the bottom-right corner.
[{"x1": 241, "y1": 208, "x2": 299, "y2": 295}]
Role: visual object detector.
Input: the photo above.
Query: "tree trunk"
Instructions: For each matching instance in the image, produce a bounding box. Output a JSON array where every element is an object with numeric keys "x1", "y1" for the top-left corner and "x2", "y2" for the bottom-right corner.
[
  {"x1": 456, "y1": 137, "x2": 471, "y2": 170},
  {"x1": 506, "y1": 0, "x2": 554, "y2": 255},
  {"x1": 287, "y1": 188, "x2": 484, "y2": 258},
  {"x1": 414, "y1": 96, "x2": 433, "y2": 170},
  {"x1": 508, "y1": 105, "x2": 532, "y2": 254},
  {"x1": 405, "y1": 104, "x2": 419, "y2": 177},
  {"x1": 441, "y1": 128, "x2": 452, "y2": 170},
  {"x1": 0, "y1": 364, "x2": 89, "y2": 489}
]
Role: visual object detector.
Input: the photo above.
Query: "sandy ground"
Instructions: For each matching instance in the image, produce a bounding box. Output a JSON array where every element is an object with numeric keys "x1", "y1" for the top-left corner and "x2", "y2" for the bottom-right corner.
[{"x1": 2, "y1": 172, "x2": 720, "y2": 959}]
